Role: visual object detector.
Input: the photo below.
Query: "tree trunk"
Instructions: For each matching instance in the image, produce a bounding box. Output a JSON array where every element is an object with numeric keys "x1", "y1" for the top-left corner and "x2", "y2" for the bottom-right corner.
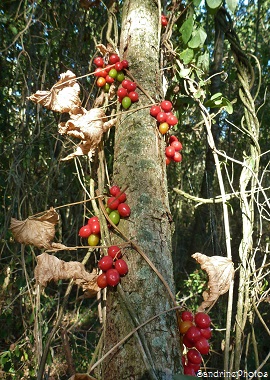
[{"x1": 102, "y1": 1, "x2": 182, "y2": 379}]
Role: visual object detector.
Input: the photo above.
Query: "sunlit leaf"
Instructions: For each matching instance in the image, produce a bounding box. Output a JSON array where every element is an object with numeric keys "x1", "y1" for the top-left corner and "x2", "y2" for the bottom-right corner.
[
  {"x1": 188, "y1": 28, "x2": 207, "y2": 49},
  {"x1": 180, "y1": 17, "x2": 194, "y2": 44},
  {"x1": 206, "y1": 0, "x2": 222, "y2": 9},
  {"x1": 226, "y1": 0, "x2": 238, "y2": 12},
  {"x1": 179, "y1": 48, "x2": 194, "y2": 64}
]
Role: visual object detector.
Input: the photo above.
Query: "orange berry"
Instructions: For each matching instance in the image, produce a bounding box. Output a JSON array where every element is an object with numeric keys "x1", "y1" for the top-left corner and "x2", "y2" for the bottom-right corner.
[{"x1": 159, "y1": 122, "x2": 170, "y2": 135}]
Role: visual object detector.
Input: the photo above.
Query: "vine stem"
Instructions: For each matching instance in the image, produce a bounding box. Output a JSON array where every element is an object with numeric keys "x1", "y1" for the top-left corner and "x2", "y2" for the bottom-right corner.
[{"x1": 88, "y1": 305, "x2": 182, "y2": 374}]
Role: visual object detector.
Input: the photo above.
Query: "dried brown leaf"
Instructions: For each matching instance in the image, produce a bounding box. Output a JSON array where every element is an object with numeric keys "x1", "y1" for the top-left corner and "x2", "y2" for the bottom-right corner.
[
  {"x1": 10, "y1": 208, "x2": 59, "y2": 249},
  {"x1": 28, "y1": 70, "x2": 82, "y2": 114},
  {"x1": 59, "y1": 108, "x2": 117, "y2": 160},
  {"x1": 192, "y1": 252, "x2": 234, "y2": 311},
  {"x1": 35, "y1": 252, "x2": 99, "y2": 296}
]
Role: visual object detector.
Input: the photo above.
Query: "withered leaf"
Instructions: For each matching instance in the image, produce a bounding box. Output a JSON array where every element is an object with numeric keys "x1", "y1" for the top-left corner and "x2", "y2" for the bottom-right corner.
[
  {"x1": 59, "y1": 108, "x2": 117, "y2": 160},
  {"x1": 10, "y1": 208, "x2": 59, "y2": 249},
  {"x1": 192, "y1": 252, "x2": 234, "y2": 311},
  {"x1": 28, "y1": 70, "x2": 82, "y2": 114},
  {"x1": 35, "y1": 252, "x2": 99, "y2": 296}
]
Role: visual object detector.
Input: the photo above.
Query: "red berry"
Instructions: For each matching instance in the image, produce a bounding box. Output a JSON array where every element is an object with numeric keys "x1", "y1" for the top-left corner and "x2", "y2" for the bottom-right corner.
[
  {"x1": 150, "y1": 105, "x2": 162, "y2": 117},
  {"x1": 121, "y1": 60, "x2": 129, "y2": 69},
  {"x1": 91, "y1": 221, "x2": 100, "y2": 234},
  {"x1": 195, "y1": 337, "x2": 210, "y2": 355},
  {"x1": 169, "y1": 135, "x2": 178, "y2": 144},
  {"x1": 110, "y1": 185, "x2": 121, "y2": 196},
  {"x1": 117, "y1": 87, "x2": 128, "y2": 99},
  {"x1": 195, "y1": 312, "x2": 211, "y2": 329},
  {"x1": 181, "y1": 310, "x2": 194, "y2": 322},
  {"x1": 160, "y1": 100, "x2": 172, "y2": 112},
  {"x1": 128, "y1": 91, "x2": 139, "y2": 102},
  {"x1": 107, "y1": 196, "x2": 120, "y2": 210},
  {"x1": 93, "y1": 56, "x2": 104, "y2": 67},
  {"x1": 116, "y1": 191, "x2": 127, "y2": 203},
  {"x1": 115, "y1": 259, "x2": 129, "y2": 276},
  {"x1": 171, "y1": 140, "x2": 182, "y2": 151},
  {"x1": 126, "y1": 81, "x2": 137, "y2": 92},
  {"x1": 94, "y1": 67, "x2": 107, "y2": 78},
  {"x1": 183, "y1": 334, "x2": 194, "y2": 348},
  {"x1": 200, "y1": 327, "x2": 212, "y2": 340},
  {"x1": 161, "y1": 15, "x2": 168, "y2": 27},
  {"x1": 165, "y1": 156, "x2": 171, "y2": 165},
  {"x1": 156, "y1": 112, "x2": 168, "y2": 123},
  {"x1": 185, "y1": 326, "x2": 202, "y2": 343},
  {"x1": 173, "y1": 152, "x2": 182, "y2": 162},
  {"x1": 105, "y1": 75, "x2": 114, "y2": 84},
  {"x1": 106, "y1": 268, "x2": 120, "y2": 286},
  {"x1": 97, "y1": 273, "x2": 107, "y2": 289},
  {"x1": 167, "y1": 114, "x2": 178, "y2": 126},
  {"x1": 108, "y1": 245, "x2": 122, "y2": 259},
  {"x1": 184, "y1": 365, "x2": 196, "y2": 376},
  {"x1": 122, "y1": 79, "x2": 132, "y2": 89},
  {"x1": 165, "y1": 146, "x2": 175, "y2": 158},
  {"x1": 115, "y1": 61, "x2": 123, "y2": 71},
  {"x1": 187, "y1": 349, "x2": 202, "y2": 365},
  {"x1": 118, "y1": 203, "x2": 131, "y2": 217},
  {"x1": 187, "y1": 361, "x2": 201, "y2": 372},
  {"x1": 98, "y1": 256, "x2": 114, "y2": 271},
  {"x1": 88, "y1": 216, "x2": 99, "y2": 225},
  {"x1": 79, "y1": 225, "x2": 92, "y2": 238},
  {"x1": 109, "y1": 54, "x2": 120, "y2": 64}
]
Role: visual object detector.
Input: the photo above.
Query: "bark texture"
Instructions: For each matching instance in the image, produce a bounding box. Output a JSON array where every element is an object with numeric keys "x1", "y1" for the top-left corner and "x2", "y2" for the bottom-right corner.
[{"x1": 102, "y1": 1, "x2": 182, "y2": 379}]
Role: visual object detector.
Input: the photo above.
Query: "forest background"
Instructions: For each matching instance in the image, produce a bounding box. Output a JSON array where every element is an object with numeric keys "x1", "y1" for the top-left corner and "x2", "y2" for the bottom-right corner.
[{"x1": 0, "y1": 0, "x2": 270, "y2": 379}]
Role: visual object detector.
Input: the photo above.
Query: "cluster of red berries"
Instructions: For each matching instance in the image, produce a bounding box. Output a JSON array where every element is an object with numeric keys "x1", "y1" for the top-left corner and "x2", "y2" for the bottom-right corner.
[
  {"x1": 93, "y1": 54, "x2": 139, "y2": 110},
  {"x1": 179, "y1": 310, "x2": 211, "y2": 376},
  {"x1": 150, "y1": 100, "x2": 178, "y2": 135},
  {"x1": 117, "y1": 79, "x2": 139, "y2": 109},
  {"x1": 97, "y1": 245, "x2": 128, "y2": 288},
  {"x1": 106, "y1": 185, "x2": 131, "y2": 226},
  {"x1": 165, "y1": 135, "x2": 183, "y2": 165},
  {"x1": 78, "y1": 216, "x2": 101, "y2": 246},
  {"x1": 161, "y1": 14, "x2": 168, "y2": 27}
]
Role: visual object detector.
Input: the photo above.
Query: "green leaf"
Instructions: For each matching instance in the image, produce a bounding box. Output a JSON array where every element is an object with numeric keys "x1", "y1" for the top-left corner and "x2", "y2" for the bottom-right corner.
[
  {"x1": 210, "y1": 92, "x2": 223, "y2": 100},
  {"x1": 226, "y1": 0, "x2": 238, "y2": 12},
  {"x1": 173, "y1": 375, "x2": 198, "y2": 380},
  {"x1": 179, "y1": 68, "x2": 191, "y2": 78},
  {"x1": 179, "y1": 48, "x2": 194, "y2": 64},
  {"x1": 193, "y1": 0, "x2": 202, "y2": 5},
  {"x1": 223, "y1": 98, "x2": 234, "y2": 114},
  {"x1": 180, "y1": 17, "x2": 194, "y2": 44},
  {"x1": 206, "y1": 0, "x2": 222, "y2": 9},
  {"x1": 196, "y1": 50, "x2": 209, "y2": 72},
  {"x1": 188, "y1": 28, "x2": 207, "y2": 48}
]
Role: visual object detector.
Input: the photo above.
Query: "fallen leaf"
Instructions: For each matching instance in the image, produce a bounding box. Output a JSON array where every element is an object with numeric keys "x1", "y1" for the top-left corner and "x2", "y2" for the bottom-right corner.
[
  {"x1": 28, "y1": 70, "x2": 82, "y2": 114},
  {"x1": 59, "y1": 108, "x2": 117, "y2": 160},
  {"x1": 35, "y1": 252, "x2": 99, "y2": 296},
  {"x1": 192, "y1": 252, "x2": 234, "y2": 311},
  {"x1": 10, "y1": 208, "x2": 59, "y2": 249}
]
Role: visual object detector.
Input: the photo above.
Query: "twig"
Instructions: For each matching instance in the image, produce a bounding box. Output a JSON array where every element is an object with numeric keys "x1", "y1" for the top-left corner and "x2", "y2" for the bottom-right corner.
[{"x1": 88, "y1": 306, "x2": 182, "y2": 374}]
